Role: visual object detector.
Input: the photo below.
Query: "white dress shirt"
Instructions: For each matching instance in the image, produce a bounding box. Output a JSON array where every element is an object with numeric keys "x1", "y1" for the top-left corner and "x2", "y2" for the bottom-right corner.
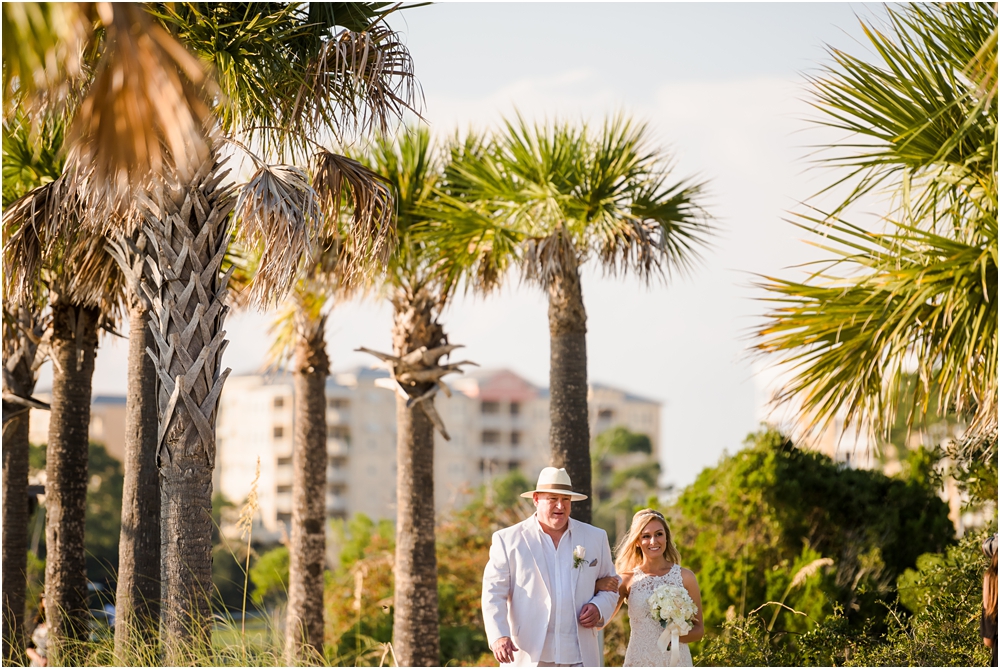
[{"x1": 534, "y1": 516, "x2": 583, "y2": 665}]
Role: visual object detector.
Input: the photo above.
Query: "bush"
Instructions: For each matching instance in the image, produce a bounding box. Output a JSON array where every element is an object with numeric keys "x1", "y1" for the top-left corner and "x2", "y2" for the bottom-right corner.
[{"x1": 700, "y1": 529, "x2": 995, "y2": 666}]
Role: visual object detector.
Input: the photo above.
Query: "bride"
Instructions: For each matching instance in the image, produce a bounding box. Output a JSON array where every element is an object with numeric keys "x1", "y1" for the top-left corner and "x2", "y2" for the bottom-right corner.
[{"x1": 595, "y1": 509, "x2": 704, "y2": 666}]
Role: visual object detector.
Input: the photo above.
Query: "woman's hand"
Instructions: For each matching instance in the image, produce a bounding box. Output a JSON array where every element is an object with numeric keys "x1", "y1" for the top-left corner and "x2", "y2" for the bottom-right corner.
[{"x1": 594, "y1": 576, "x2": 619, "y2": 594}]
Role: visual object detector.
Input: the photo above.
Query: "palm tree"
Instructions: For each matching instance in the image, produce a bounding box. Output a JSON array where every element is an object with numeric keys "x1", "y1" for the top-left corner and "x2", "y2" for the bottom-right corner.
[
  {"x1": 755, "y1": 3, "x2": 997, "y2": 464},
  {"x1": 251, "y1": 156, "x2": 395, "y2": 665},
  {"x1": 449, "y1": 114, "x2": 711, "y2": 522},
  {"x1": 104, "y1": 228, "x2": 161, "y2": 660},
  {"x1": 1, "y1": 103, "x2": 59, "y2": 665},
  {"x1": 1, "y1": 306, "x2": 47, "y2": 665},
  {"x1": 353, "y1": 127, "x2": 517, "y2": 666},
  {"x1": 3, "y1": 181, "x2": 125, "y2": 663},
  {"x1": 2, "y1": 102, "x2": 125, "y2": 663}
]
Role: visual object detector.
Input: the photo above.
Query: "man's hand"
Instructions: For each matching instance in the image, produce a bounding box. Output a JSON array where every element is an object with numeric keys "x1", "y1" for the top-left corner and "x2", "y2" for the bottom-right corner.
[
  {"x1": 578, "y1": 603, "x2": 602, "y2": 628},
  {"x1": 492, "y1": 636, "x2": 518, "y2": 664}
]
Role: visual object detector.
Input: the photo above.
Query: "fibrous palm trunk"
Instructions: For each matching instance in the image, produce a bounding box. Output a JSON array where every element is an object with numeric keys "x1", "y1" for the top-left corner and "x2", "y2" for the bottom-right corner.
[
  {"x1": 45, "y1": 300, "x2": 100, "y2": 665},
  {"x1": 113, "y1": 285, "x2": 161, "y2": 661},
  {"x1": 285, "y1": 313, "x2": 330, "y2": 665},
  {"x1": 141, "y1": 157, "x2": 236, "y2": 662},
  {"x1": 547, "y1": 254, "x2": 592, "y2": 523},
  {"x1": 1, "y1": 307, "x2": 42, "y2": 665},
  {"x1": 390, "y1": 288, "x2": 442, "y2": 667}
]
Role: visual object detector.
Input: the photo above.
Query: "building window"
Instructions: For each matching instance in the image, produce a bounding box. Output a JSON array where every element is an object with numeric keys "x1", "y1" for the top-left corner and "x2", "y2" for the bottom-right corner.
[
  {"x1": 327, "y1": 397, "x2": 350, "y2": 410},
  {"x1": 509, "y1": 402, "x2": 520, "y2": 416},
  {"x1": 479, "y1": 458, "x2": 499, "y2": 474},
  {"x1": 329, "y1": 456, "x2": 348, "y2": 469},
  {"x1": 508, "y1": 460, "x2": 520, "y2": 472},
  {"x1": 277, "y1": 456, "x2": 292, "y2": 467},
  {"x1": 481, "y1": 430, "x2": 501, "y2": 445},
  {"x1": 276, "y1": 484, "x2": 292, "y2": 494},
  {"x1": 273, "y1": 425, "x2": 285, "y2": 439},
  {"x1": 597, "y1": 408, "x2": 615, "y2": 421},
  {"x1": 481, "y1": 401, "x2": 500, "y2": 415},
  {"x1": 329, "y1": 483, "x2": 347, "y2": 496},
  {"x1": 510, "y1": 431, "x2": 522, "y2": 447},
  {"x1": 277, "y1": 512, "x2": 291, "y2": 526},
  {"x1": 327, "y1": 425, "x2": 351, "y2": 441},
  {"x1": 273, "y1": 396, "x2": 285, "y2": 409}
]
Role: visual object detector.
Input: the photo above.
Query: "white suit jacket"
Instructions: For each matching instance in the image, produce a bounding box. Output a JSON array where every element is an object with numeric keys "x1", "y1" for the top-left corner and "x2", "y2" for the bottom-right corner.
[{"x1": 482, "y1": 516, "x2": 619, "y2": 667}]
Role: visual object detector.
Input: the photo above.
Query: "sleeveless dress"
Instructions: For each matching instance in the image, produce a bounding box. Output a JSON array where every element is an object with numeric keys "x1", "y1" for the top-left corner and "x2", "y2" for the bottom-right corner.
[{"x1": 623, "y1": 564, "x2": 694, "y2": 667}]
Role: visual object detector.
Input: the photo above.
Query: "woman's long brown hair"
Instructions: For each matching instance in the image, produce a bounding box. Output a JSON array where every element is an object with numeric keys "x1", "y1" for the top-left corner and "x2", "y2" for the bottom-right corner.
[{"x1": 985, "y1": 550, "x2": 998, "y2": 618}]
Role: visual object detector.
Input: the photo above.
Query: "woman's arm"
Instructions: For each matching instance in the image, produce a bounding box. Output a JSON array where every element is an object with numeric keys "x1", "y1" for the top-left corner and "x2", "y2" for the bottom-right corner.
[
  {"x1": 598, "y1": 572, "x2": 632, "y2": 630},
  {"x1": 678, "y1": 568, "x2": 705, "y2": 644}
]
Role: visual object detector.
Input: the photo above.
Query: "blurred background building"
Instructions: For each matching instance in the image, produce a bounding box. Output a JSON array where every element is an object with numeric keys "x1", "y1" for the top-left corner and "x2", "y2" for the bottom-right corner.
[{"x1": 213, "y1": 367, "x2": 661, "y2": 539}]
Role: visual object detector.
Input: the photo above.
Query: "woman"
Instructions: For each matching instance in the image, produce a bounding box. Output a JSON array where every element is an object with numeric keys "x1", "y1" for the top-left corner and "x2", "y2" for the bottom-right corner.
[
  {"x1": 983, "y1": 535, "x2": 998, "y2": 668},
  {"x1": 26, "y1": 596, "x2": 48, "y2": 667},
  {"x1": 595, "y1": 509, "x2": 703, "y2": 666}
]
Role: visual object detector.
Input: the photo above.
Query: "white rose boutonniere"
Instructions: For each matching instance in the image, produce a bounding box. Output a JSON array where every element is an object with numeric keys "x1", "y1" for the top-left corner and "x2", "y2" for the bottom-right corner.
[{"x1": 573, "y1": 545, "x2": 586, "y2": 568}]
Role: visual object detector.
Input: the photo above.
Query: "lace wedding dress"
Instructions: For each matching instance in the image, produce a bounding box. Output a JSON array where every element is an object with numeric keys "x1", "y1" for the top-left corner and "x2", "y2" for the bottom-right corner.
[{"x1": 623, "y1": 564, "x2": 694, "y2": 667}]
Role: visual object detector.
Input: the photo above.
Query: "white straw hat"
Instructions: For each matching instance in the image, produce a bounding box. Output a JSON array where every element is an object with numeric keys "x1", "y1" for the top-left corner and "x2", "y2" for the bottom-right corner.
[{"x1": 520, "y1": 467, "x2": 588, "y2": 501}]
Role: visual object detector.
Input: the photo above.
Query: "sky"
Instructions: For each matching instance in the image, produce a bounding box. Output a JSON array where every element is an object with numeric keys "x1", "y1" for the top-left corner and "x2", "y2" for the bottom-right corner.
[{"x1": 36, "y1": 2, "x2": 890, "y2": 490}]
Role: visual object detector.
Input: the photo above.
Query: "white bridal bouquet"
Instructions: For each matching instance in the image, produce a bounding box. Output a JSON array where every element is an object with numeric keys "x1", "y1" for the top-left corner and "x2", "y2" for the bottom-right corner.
[{"x1": 649, "y1": 583, "x2": 697, "y2": 666}]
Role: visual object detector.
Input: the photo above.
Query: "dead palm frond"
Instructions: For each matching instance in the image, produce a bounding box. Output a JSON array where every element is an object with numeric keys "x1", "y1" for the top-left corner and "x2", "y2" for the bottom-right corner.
[
  {"x1": 232, "y1": 162, "x2": 320, "y2": 309},
  {"x1": 299, "y1": 20, "x2": 423, "y2": 140},
  {"x1": 313, "y1": 150, "x2": 396, "y2": 280},
  {"x1": 71, "y1": 3, "x2": 216, "y2": 199}
]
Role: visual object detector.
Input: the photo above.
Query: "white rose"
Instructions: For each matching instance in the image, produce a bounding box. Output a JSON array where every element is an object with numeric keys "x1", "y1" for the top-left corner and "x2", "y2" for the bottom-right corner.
[{"x1": 574, "y1": 545, "x2": 586, "y2": 561}]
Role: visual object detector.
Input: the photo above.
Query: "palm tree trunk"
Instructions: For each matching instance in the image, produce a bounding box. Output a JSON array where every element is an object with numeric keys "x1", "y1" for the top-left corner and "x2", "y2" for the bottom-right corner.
[
  {"x1": 45, "y1": 301, "x2": 100, "y2": 664},
  {"x1": 285, "y1": 314, "x2": 330, "y2": 665},
  {"x1": 142, "y1": 157, "x2": 236, "y2": 663},
  {"x1": 114, "y1": 293, "x2": 161, "y2": 661},
  {"x1": 1, "y1": 307, "x2": 42, "y2": 665},
  {"x1": 2, "y1": 413, "x2": 30, "y2": 666},
  {"x1": 390, "y1": 289, "x2": 442, "y2": 667},
  {"x1": 547, "y1": 256, "x2": 592, "y2": 523}
]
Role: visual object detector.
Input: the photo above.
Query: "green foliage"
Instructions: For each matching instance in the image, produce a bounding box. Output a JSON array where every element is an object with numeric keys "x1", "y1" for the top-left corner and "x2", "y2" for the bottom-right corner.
[
  {"x1": 672, "y1": 428, "x2": 955, "y2": 652},
  {"x1": 2, "y1": 105, "x2": 65, "y2": 206},
  {"x1": 595, "y1": 426, "x2": 652, "y2": 455},
  {"x1": 755, "y1": 2, "x2": 998, "y2": 462},
  {"x1": 212, "y1": 542, "x2": 248, "y2": 612},
  {"x1": 591, "y1": 427, "x2": 662, "y2": 547},
  {"x1": 850, "y1": 531, "x2": 993, "y2": 666},
  {"x1": 27, "y1": 441, "x2": 123, "y2": 584},
  {"x1": 333, "y1": 514, "x2": 395, "y2": 568},
  {"x1": 249, "y1": 546, "x2": 289, "y2": 608},
  {"x1": 83, "y1": 442, "x2": 123, "y2": 584},
  {"x1": 703, "y1": 531, "x2": 993, "y2": 667}
]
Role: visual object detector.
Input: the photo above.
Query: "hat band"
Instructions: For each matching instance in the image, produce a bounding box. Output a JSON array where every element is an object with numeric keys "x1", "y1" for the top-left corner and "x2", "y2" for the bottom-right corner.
[{"x1": 538, "y1": 483, "x2": 573, "y2": 491}]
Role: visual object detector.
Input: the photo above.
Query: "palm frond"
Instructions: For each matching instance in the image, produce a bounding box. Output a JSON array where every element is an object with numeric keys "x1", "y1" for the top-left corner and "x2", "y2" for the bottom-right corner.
[
  {"x1": 758, "y1": 3, "x2": 998, "y2": 461},
  {"x1": 806, "y1": 2, "x2": 997, "y2": 217},
  {"x1": 312, "y1": 150, "x2": 396, "y2": 281},
  {"x1": 756, "y1": 208, "x2": 997, "y2": 460},
  {"x1": 295, "y1": 20, "x2": 423, "y2": 141},
  {"x1": 1, "y1": 2, "x2": 92, "y2": 114},
  {"x1": 70, "y1": 3, "x2": 216, "y2": 198},
  {"x1": 233, "y1": 162, "x2": 320, "y2": 309},
  {"x1": 2, "y1": 181, "x2": 52, "y2": 305}
]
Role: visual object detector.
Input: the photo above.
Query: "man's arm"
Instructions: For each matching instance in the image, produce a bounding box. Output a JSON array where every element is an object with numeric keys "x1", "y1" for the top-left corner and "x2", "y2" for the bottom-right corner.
[{"x1": 482, "y1": 530, "x2": 514, "y2": 649}]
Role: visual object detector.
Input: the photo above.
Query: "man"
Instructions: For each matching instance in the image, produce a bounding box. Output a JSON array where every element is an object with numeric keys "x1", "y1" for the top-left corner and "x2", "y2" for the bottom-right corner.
[{"x1": 482, "y1": 467, "x2": 619, "y2": 667}]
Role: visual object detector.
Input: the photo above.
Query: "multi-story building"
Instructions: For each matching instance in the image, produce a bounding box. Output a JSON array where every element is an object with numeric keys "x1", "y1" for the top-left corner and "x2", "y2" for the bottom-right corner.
[{"x1": 215, "y1": 367, "x2": 661, "y2": 537}]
